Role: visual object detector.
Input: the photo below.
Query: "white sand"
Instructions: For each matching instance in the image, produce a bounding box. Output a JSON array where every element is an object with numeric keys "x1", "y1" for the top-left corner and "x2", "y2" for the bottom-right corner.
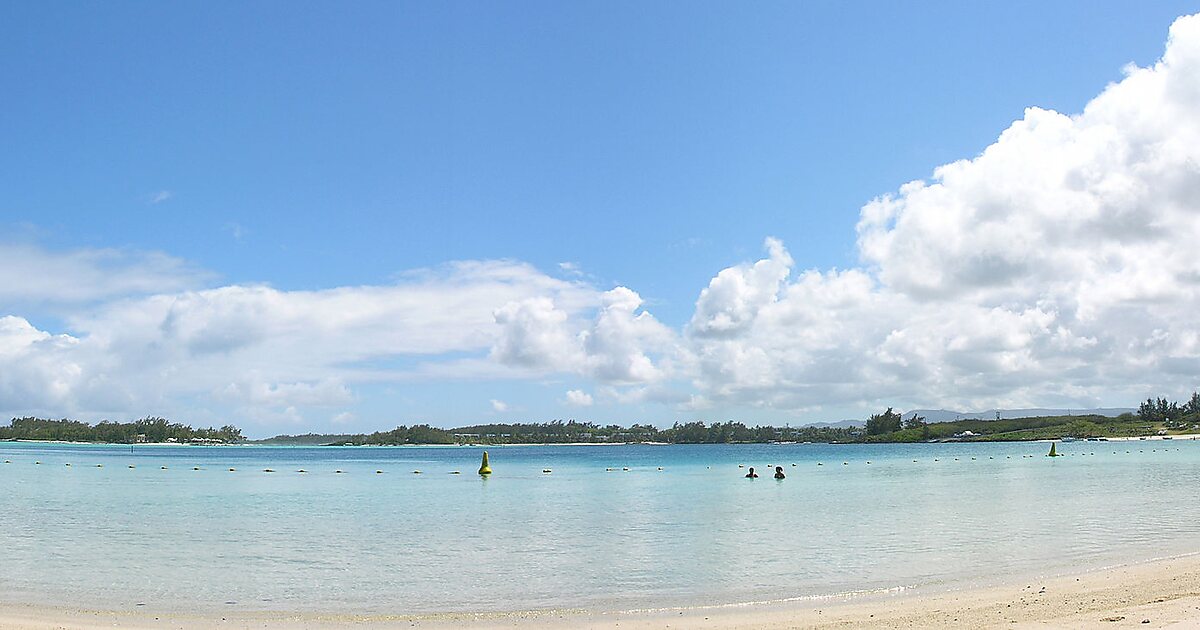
[{"x1": 5, "y1": 553, "x2": 1200, "y2": 629}]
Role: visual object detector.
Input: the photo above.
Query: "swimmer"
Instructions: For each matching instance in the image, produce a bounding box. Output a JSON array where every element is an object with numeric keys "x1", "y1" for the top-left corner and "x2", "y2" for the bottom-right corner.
[
  {"x1": 745, "y1": 467, "x2": 759, "y2": 478},
  {"x1": 774, "y1": 466, "x2": 785, "y2": 479}
]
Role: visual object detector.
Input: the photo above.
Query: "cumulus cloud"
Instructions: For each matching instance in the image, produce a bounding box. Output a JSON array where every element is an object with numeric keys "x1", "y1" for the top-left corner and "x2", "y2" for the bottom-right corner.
[
  {"x1": 490, "y1": 399, "x2": 509, "y2": 413},
  {"x1": 0, "y1": 257, "x2": 600, "y2": 423},
  {"x1": 491, "y1": 286, "x2": 676, "y2": 384},
  {"x1": 689, "y1": 237, "x2": 792, "y2": 339},
  {"x1": 685, "y1": 12, "x2": 1200, "y2": 412},
  {"x1": 564, "y1": 389, "x2": 593, "y2": 407},
  {"x1": 0, "y1": 315, "x2": 83, "y2": 411},
  {"x1": 490, "y1": 297, "x2": 582, "y2": 370}
]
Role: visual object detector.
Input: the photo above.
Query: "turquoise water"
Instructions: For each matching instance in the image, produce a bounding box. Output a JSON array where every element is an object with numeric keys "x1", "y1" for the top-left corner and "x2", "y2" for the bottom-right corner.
[{"x1": 1, "y1": 440, "x2": 1198, "y2": 614}]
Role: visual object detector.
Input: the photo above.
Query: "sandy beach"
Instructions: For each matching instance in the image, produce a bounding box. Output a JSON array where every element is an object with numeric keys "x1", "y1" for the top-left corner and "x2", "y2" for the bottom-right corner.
[{"x1": 5, "y1": 553, "x2": 1200, "y2": 629}]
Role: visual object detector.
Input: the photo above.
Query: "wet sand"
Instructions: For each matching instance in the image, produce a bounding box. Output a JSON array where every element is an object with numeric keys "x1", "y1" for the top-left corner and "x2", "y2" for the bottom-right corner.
[{"x1": 4, "y1": 553, "x2": 1200, "y2": 629}]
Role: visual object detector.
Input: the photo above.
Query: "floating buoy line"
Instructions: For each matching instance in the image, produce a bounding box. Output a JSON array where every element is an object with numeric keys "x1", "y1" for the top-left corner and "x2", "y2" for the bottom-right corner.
[{"x1": 0, "y1": 445, "x2": 1189, "y2": 478}]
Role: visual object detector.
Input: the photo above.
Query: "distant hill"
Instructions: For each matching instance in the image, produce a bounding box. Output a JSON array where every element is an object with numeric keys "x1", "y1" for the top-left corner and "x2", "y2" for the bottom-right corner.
[
  {"x1": 802, "y1": 419, "x2": 863, "y2": 429},
  {"x1": 249, "y1": 433, "x2": 363, "y2": 446},
  {"x1": 902, "y1": 408, "x2": 1135, "y2": 423}
]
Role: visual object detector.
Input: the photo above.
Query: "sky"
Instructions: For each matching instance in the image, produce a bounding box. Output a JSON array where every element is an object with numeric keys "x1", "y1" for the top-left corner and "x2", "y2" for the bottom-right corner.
[{"x1": 3, "y1": 2, "x2": 1200, "y2": 437}]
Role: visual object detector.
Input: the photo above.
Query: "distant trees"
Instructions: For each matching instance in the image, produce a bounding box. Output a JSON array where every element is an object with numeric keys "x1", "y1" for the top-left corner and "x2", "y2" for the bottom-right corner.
[
  {"x1": 255, "y1": 419, "x2": 858, "y2": 446},
  {"x1": 352, "y1": 424, "x2": 456, "y2": 445},
  {"x1": 1138, "y1": 392, "x2": 1200, "y2": 429},
  {"x1": 0, "y1": 417, "x2": 243, "y2": 443},
  {"x1": 865, "y1": 408, "x2": 903, "y2": 435}
]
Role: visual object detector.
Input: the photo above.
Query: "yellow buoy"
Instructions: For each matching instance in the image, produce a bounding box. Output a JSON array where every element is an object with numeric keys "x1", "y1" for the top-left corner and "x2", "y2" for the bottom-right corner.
[
  {"x1": 1047, "y1": 442, "x2": 1062, "y2": 457},
  {"x1": 478, "y1": 451, "x2": 492, "y2": 475}
]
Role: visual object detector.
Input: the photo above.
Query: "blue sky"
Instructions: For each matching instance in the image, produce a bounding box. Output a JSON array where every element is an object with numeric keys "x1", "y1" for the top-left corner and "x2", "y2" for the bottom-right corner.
[{"x1": 3, "y1": 2, "x2": 1200, "y2": 436}]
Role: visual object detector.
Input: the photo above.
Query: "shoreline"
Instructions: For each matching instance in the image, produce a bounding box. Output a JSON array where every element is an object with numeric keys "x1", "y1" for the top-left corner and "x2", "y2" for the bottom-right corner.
[
  {"x1": 5, "y1": 553, "x2": 1200, "y2": 629},
  {"x1": 8, "y1": 434, "x2": 1200, "y2": 448}
]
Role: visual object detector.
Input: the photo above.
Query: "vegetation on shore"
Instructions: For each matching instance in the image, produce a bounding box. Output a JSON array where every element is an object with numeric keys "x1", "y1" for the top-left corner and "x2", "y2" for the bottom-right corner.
[
  {"x1": 253, "y1": 421, "x2": 858, "y2": 446},
  {"x1": 8, "y1": 392, "x2": 1198, "y2": 446},
  {"x1": 254, "y1": 394, "x2": 1200, "y2": 445},
  {"x1": 0, "y1": 417, "x2": 243, "y2": 444},
  {"x1": 858, "y1": 393, "x2": 1200, "y2": 443}
]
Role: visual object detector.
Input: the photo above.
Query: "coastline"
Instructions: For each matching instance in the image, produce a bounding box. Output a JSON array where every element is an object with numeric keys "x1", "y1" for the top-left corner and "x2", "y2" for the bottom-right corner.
[
  {"x1": 9, "y1": 434, "x2": 1200, "y2": 448},
  {"x1": 5, "y1": 553, "x2": 1200, "y2": 629}
]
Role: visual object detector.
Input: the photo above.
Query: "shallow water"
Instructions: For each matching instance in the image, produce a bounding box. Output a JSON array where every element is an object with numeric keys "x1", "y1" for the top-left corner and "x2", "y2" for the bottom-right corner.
[{"x1": 1, "y1": 440, "x2": 1197, "y2": 613}]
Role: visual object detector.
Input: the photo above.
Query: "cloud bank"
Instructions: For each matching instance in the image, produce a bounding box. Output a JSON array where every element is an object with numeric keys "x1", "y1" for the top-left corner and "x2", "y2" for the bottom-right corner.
[{"x1": 4, "y1": 13, "x2": 1200, "y2": 430}]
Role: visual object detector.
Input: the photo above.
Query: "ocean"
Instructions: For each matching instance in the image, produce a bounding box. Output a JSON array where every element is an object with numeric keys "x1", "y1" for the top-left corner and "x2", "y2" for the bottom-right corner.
[{"x1": 1, "y1": 440, "x2": 1197, "y2": 614}]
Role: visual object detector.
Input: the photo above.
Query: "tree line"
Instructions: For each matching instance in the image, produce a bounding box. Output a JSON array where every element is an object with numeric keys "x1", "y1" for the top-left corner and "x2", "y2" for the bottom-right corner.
[
  {"x1": 13, "y1": 393, "x2": 1200, "y2": 447},
  {"x1": 257, "y1": 419, "x2": 858, "y2": 445},
  {"x1": 0, "y1": 417, "x2": 243, "y2": 444},
  {"x1": 1138, "y1": 392, "x2": 1200, "y2": 428}
]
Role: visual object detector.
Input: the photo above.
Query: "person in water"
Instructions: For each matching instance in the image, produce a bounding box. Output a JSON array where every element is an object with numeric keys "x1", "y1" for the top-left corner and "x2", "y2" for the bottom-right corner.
[
  {"x1": 774, "y1": 466, "x2": 785, "y2": 479},
  {"x1": 745, "y1": 467, "x2": 758, "y2": 478}
]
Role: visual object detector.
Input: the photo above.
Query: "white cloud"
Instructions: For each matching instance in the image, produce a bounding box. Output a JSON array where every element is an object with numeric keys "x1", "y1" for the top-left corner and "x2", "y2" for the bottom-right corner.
[
  {"x1": 0, "y1": 243, "x2": 209, "y2": 305},
  {"x1": 564, "y1": 389, "x2": 593, "y2": 407},
  {"x1": 490, "y1": 297, "x2": 583, "y2": 370},
  {"x1": 332, "y1": 411, "x2": 356, "y2": 425},
  {"x1": 148, "y1": 190, "x2": 172, "y2": 204},
  {"x1": 490, "y1": 287, "x2": 676, "y2": 384},
  {"x1": 218, "y1": 377, "x2": 354, "y2": 408},
  {"x1": 582, "y1": 287, "x2": 675, "y2": 383},
  {"x1": 490, "y1": 399, "x2": 509, "y2": 413},
  {"x1": 683, "y1": 12, "x2": 1200, "y2": 411},
  {"x1": 0, "y1": 257, "x2": 600, "y2": 425},
  {"x1": 689, "y1": 237, "x2": 792, "y2": 339},
  {"x1": 0, "y1": 315, "x2": 84, "y2": 412}
]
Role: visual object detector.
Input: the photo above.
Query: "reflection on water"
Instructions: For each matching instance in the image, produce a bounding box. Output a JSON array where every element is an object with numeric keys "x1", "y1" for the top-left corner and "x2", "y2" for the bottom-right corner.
[{"x1": 1, "y1": 440, "x2": 1198, "y2": 613}]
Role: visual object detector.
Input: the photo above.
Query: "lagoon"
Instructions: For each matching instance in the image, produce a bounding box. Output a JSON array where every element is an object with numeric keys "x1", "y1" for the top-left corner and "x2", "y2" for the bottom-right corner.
[{"x1": 1, "y1": 440, "x2": 1198, "y2": 615}]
